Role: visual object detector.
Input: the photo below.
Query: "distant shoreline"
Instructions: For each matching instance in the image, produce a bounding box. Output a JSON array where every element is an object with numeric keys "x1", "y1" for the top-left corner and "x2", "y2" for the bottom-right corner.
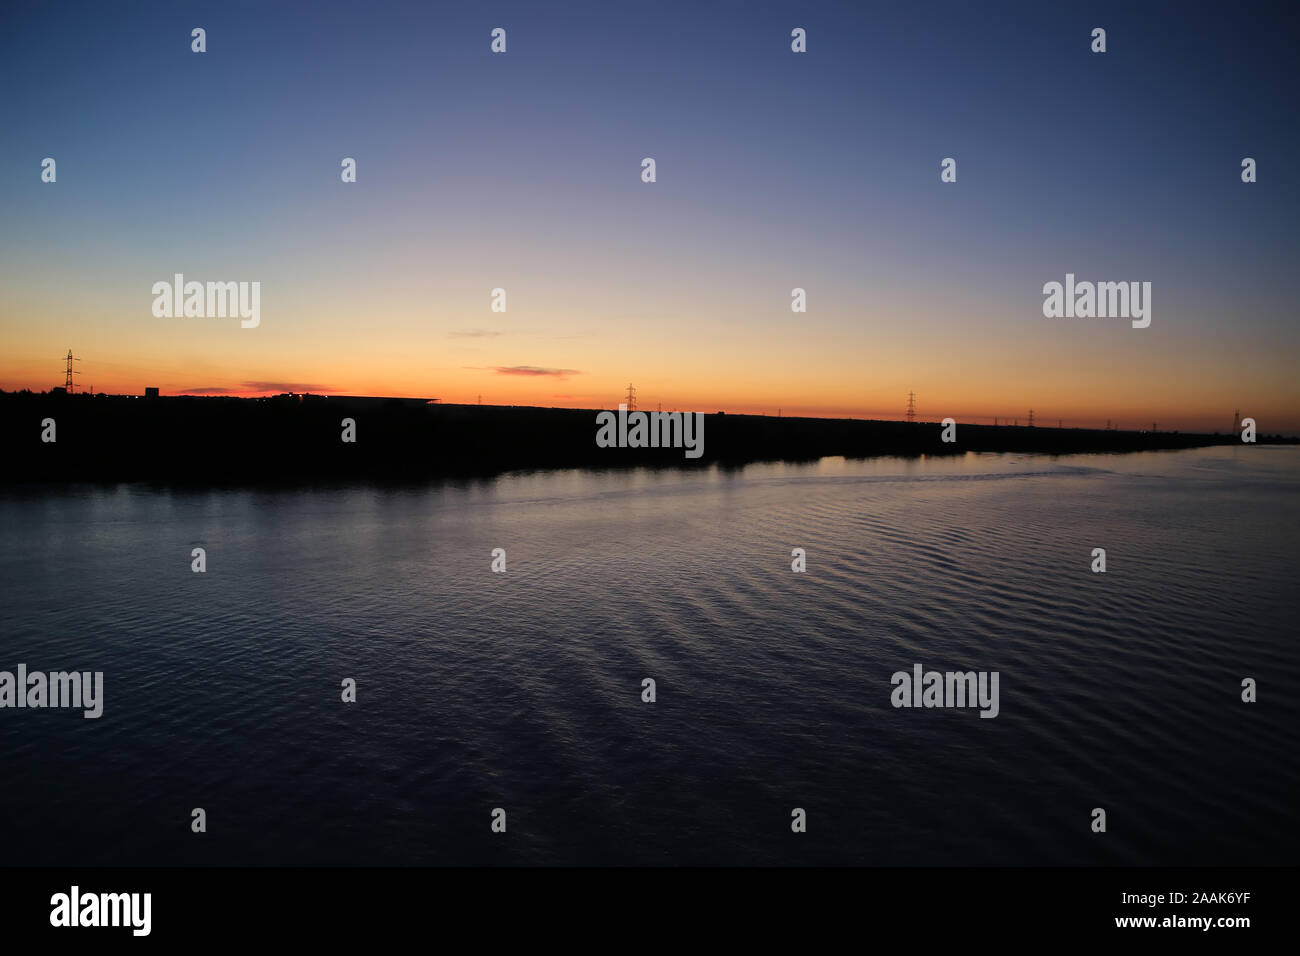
[{"x1": 2, "y1": 391, "x2": 1291, "y2": 485}]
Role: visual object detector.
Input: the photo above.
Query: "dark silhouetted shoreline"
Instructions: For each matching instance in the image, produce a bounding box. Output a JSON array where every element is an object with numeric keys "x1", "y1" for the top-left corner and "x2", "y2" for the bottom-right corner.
[{"x1": 1, "y1": 391, "x2": 1289, "y2": 484}]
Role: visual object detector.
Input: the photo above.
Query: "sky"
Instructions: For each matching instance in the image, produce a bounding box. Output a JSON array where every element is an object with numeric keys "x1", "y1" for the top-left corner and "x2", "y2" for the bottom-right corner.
[{"x1": 1, "y1": 0, "x2": 1297, "y2": 432}]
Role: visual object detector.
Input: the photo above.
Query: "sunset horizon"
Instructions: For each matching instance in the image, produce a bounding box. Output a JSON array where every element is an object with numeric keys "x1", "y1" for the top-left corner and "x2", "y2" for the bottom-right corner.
[{"x1": 4, "y1": 370, "x2": 1291, "y2": 436}]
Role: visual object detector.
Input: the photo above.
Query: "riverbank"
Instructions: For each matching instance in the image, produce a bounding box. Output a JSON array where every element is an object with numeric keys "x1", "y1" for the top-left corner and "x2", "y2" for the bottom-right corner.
[{"x1": 1, "y1": 391, "x2": 1285, "y2": 483}]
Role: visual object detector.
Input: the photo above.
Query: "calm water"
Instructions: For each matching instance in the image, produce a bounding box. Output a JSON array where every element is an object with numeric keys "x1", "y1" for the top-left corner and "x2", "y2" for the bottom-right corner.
[{"x1": 1, "y1": 446, "x2": 1297, "y2": 866}]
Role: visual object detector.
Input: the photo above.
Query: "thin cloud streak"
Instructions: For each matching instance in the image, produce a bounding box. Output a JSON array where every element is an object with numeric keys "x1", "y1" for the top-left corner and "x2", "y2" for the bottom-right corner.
[
  {"x1": 180, "y1": 381, "x2": 336, "y2": 395},
  {"x1": 491, "y1": 366, "x2": 581, "y2": 378}
]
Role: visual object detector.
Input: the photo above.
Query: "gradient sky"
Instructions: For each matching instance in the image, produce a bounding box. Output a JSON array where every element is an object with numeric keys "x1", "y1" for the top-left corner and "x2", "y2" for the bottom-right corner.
[{"x1": 2, "y1": 0, "x2": 1297, "y2": 431}]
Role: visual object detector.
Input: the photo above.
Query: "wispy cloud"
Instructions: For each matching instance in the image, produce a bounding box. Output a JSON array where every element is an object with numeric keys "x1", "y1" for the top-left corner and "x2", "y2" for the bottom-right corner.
[
  {"x1": 242, "y1": 381, "x2": 334, "y2": 393},
  {"x1": 180, "y1": 381, "x2": 335, "y2": 395},
  {"x1": 449, "y1": 329, "x2": 504, "y2": 338},
  {"x1": 491, "y1": 366, "x2": 581, "y2": 378}
]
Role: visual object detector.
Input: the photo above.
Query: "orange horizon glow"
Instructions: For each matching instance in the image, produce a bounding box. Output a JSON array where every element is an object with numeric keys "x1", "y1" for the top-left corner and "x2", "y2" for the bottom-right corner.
[
  {"x1": 3, "y1": 356, "x2": 1296, "y2": 434},
  {"x1": 4, "y1": 276, "x2": 1297, "y2": 435}
]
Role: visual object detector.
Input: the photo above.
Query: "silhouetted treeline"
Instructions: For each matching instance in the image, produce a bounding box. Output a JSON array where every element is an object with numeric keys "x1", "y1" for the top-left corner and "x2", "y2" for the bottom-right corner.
[{"x1": 0, "y1": 391, "x2": 1286, "y2": 485}]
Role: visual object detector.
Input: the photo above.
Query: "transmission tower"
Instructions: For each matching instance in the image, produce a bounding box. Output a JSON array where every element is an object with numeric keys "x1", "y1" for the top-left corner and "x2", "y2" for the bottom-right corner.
[
  {"x1": 1028, "y1": 408, "x2": 1035, "y2": 428},
  {"x1": 1232, "y1": 409, "x2": 1241, "y2": 434},
  {"x1": 625, "y1": 383, "x2": 637, "y2": 411},
  {"x1": 905, "y1": 391, "x2": 916, "y2": 423},
  {"x1": 63, "y1": 349, "x2": 81, "y2": 393}
]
